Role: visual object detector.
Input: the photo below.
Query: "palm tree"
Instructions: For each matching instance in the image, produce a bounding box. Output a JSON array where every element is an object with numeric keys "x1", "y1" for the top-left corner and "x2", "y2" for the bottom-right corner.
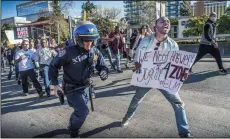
[{"x1": 81, "y1": 0, "x2": 97, "y2": 21}]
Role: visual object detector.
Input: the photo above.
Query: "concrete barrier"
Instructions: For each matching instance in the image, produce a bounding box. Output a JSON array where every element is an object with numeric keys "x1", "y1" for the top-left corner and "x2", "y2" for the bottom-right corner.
[{"x1": 179, "y1": 42, "x2": 230, "y2": 55}]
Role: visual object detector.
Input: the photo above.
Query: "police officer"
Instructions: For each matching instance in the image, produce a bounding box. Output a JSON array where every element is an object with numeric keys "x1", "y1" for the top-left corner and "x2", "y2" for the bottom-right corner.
[{"x1": 49, "y1": 21, "x2": 109, "y2": 138}]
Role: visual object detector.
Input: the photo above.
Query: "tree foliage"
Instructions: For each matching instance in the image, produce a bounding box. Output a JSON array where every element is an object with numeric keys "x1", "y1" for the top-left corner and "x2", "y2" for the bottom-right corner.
[
  {"x1": 1, "y1": 24, "x2": 14, "y2": 45},
  {"x1": 217, "y1": 15, "x2": 230, "y2": 34},
  {"x1": 138, "y1": 1, "x2": 157, "y2": 27},
  {"x1": 39, "y1": 0, "x2": 72, "y2": 43},
  {"x1": 180, "y1": 1, "x2": 192, "y2": 16},
  {"x1": 118, "y1": 17, "x2": 128, "y2": 30},
  {"x1": 89, "y1": 4, "x2": 123, "y2": 34},
  {"x1": 169, "y1": 18, "x2": 178, "y2": 25},
  {"x1": 183, "y1": 15, "x2": 208, "y2": 37},
  {"x1": 103, "y1": 7, "x2": 122, "y2": 20},
  {"x1": 91, "y1": 17, "x2": 114, "y2": 35},
  {"x1": 81, "y1": 1, "x2": 97, "y2": 20},
  {"x1": 225, "y1": 6, "x2": 230, "y2": 15}
]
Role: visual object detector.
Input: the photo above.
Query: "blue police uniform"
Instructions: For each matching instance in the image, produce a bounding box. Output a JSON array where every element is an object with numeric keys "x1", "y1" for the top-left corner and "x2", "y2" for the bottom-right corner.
[{"x1": 49, "y1": 21, "x2": 109, "y2": 137}]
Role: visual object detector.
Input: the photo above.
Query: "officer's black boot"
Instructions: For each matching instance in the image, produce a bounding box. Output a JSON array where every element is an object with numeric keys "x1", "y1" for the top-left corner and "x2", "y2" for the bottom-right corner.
[
  {"x1": 45, "y1": 87, "x2": 51, "y2": 97},
  {"x1": 69, "y1": 129, "x2": 80, "y2": 138}
]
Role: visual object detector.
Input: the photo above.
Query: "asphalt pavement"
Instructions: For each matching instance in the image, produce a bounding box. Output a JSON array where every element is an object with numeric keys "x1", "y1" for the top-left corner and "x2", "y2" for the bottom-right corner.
[{"x1": 1, "y1": 58, "x2": 230, "y2": 138}]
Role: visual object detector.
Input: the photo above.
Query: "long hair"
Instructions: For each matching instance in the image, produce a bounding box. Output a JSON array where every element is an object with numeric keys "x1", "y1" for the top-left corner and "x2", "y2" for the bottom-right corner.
[{"x1": 138, "y1": 26, "x2": 149, "y2": 37}]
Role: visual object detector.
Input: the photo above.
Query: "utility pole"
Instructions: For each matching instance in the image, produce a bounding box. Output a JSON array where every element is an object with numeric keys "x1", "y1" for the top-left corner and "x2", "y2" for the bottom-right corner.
[
  {"x1": 68, "y1": 16, "x2": 73, "y2": 39},
  {"x1": 160, "y1": 1, "x2": 162, "y2": 18},
  {"x1": 57, "y1": 22, "x2": 60, "y2": 44}
]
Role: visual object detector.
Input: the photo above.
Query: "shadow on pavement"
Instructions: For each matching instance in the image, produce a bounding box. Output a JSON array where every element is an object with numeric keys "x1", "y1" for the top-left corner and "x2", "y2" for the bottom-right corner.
[
  {"x1": 80, "y1": 121, "x2": 122, "y2": 138},
  {"x1": 96, "y1": 85, "x2": 136, "y2": 98},
  {"x1": 1, "y1": 96, "x2": 60, "y2": 115},
  {"x1": 185, "y1": 68, "x2": 230, "y2": 84},
  {"x1": 33, "y1": 129, "x2": 69, "y2": 138},
  {"x1": 32, "y1": 121, "x2": 121, "y2": 138},
  {"x1": 95, "y1": 82, "x2": 130, "y2": 90}
]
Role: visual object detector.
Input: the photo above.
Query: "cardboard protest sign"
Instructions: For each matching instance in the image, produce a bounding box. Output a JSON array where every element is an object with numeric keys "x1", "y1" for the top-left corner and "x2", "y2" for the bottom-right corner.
[
  {"x1": 14, "y1": 26, "x2": 32, "y2": 39},
  {"x1": 5, "y1": 30, "x2": 23, "y2": 44},
  {"x1": 131, "y1": 50, "x2": 197, "y2": 94}
]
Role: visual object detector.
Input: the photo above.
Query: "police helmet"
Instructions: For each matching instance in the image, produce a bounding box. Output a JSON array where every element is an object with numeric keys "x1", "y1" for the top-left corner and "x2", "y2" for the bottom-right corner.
[{"x1": 73, "y1": 21, "x2": 99, "y2": 47}]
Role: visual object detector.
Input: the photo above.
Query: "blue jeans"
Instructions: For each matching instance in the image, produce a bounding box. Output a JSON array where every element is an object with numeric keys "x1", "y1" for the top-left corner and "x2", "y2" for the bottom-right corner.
[
  {"x1": 124, "y1": 87, "x2": 190, "y2": 136},
  {"x1": 104, "y1": 47, "x2": 114, "y2": 68},
  {"x1": 112, "y1": 49, "x2": 121, "y2": 70},
  {"x1": 41, "y1": 65, "x2": 50, "y2": 88},
  {"x1": 15, "y1": 64, "x2": 19, "y2": 79},
  {"x1": 65, "y1": 87, "x2": 89, "y2": 131}
]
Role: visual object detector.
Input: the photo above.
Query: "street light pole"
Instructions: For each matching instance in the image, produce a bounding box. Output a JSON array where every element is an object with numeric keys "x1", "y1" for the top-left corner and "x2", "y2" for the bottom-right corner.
[
  {"x1": 160, "y1": 1, "x2": 162, "y2": 18},
  {"x1": 57, "y1": 22, "x2": 60, "y2": 44},
  {"x1": 68, "y1": 16, "x2": 73, "y2": 39}
]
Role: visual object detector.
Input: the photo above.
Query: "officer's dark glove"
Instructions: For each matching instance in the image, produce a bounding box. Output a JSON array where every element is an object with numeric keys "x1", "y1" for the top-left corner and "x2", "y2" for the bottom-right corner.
[{"x1": 99, "y1": 70, "x2": 108, "y2": 81}]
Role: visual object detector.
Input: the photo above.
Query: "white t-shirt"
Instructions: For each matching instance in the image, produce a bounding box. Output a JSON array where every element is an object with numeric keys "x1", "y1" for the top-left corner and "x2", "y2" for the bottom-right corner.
[
  {"x1": 30, "y1": 48, "x2": 37, "y2": 53},
  {"x1": 152, "y1": 38, "x2": 165, "y2": 51},
  {"x1": 36, "y1": 47, "x2": 57, "y2": 65},
  {"x1": 15, "y1": 49, "x2": 37, "y2": 71}
]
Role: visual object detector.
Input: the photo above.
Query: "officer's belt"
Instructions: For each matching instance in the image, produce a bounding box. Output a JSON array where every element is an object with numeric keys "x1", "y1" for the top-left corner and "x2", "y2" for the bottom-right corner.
[
  {"x1": 65, "y1": 83, "x2": 85, "y2": 90},
  {"x1": 63, "y1": 81, "x2": 92, "y2": 94}
]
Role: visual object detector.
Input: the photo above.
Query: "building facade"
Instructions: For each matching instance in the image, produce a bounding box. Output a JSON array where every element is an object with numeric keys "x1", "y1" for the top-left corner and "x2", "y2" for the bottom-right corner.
[
  {"x1": 166, "y1": 1, "x2": 183, "y2": 18},
  {"x1": 16, "y1": 1, "x2": 56, "y2": 22},
  {"x1": 1, "y1": 17, "x2": 31, "y2": 26},
  {"x1": 192, "y1": 1, "x2": 230, "y2": 18},
  {"x1": 124, "y1": 1, "x2": 165, "y2": 25}
]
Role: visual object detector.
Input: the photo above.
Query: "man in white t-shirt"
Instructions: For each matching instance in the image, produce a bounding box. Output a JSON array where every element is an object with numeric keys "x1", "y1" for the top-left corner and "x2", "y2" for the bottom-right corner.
[
  {"x1": 121, "y1": 17, "x2": 192, "y2": 138},
  {"x1": 36, "y1": 39, "x2": 57, "y2": 97},
  {"x1": 15, "y1": 40, "x2": 44, "y2": 97}
]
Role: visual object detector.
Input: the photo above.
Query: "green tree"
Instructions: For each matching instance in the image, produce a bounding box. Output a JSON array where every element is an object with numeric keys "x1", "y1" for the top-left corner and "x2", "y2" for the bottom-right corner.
[
  {"x1": 44, "y1": 0, "x2": 70, "y2": 43},
  {"x1": 139, "y1": 1, "x2": 157, "y2": 27},
  {"x1": 91, "y1": 17, "x2": 114, "y2": 35},
  {"x1": 225, "y1": 6, "x2": 230, "y2": 15},
  {"x1": 169, "y1": 18, "x2": 178, "y2": 25},
  {"x1": 180, "y1": 1, "x2": 192, "y2": 16},
  {"x1": 183, "y1": 15, "x2": 208, "y2": 37},
  {"x1": 81, "y1": 1, "x2": 97, "y2": 21},
  {"x1": 1, "y1": 24, "x2": 14, "y2": 45},
  {"x1": 217, "y1": 14, "x2": 230, "y2": 34}
]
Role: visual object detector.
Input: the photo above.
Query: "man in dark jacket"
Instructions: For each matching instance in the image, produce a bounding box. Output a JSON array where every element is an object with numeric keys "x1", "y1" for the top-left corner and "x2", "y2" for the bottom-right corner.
[{"x1": 191, "y1": 12, "x2": 228, "y2": 74}]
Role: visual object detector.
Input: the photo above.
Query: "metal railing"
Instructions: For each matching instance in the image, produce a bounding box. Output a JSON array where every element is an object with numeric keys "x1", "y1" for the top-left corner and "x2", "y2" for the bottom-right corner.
[{"x1": 174, "y1": 34, "x2": 230, "y2": 41}]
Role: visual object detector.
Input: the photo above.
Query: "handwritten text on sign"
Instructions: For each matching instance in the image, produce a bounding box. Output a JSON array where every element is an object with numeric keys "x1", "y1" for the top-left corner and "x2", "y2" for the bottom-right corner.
[{"x1": 131, "y1": 50, "x2": 197, "y2": 94}]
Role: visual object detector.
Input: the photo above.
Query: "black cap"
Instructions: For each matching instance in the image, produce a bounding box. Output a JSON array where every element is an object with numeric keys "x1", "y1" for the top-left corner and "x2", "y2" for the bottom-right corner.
[{"x1": 209, "y1": 12, "x2": 217, "y2": 17}]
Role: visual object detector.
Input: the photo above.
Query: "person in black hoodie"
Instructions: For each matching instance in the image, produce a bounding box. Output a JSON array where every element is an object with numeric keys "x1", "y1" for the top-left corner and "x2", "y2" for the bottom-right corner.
[{"x1": 191, "y1": 12, "x2": 228, "y2": 74}]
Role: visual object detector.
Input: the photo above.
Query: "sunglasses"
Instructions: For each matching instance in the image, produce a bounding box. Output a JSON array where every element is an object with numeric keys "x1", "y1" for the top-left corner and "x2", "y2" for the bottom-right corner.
[
  {"x1": 154, "y1": 42, "x2": 160, "y2": 50},
  {"x1": 83, "y1": 40, "x2": 93, "y2": 42}
]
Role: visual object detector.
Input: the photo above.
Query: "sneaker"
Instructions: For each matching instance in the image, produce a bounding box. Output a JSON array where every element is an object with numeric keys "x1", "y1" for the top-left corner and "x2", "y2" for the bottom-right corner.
[
  {"x1": 17, "y1": 80, "x2": 21, "y2": 85},
  {"x1": 117, "y1": 69, "x2": 123, "y2": 73},
  {"x1": 38, "y1": 91, "x2": 45, "y2": 98},
  {"x1": 68, "y1": 127, "x2": 80, "y2": 138},
  {"x1": 45, "y1": 88, "x2": 51, "y2": 97},
  {"x1": 121, "y1": 117, "x2": 130, "y2": 127},
  {"x1": 111, "y1": 64, "x2": 116, "y2": 70},
  {"x1": 180, "y1": 134, "x2": 194, "y2": 138},
  {"x1": 219, "y1": 69, "x2": 228, "y2": 75}
]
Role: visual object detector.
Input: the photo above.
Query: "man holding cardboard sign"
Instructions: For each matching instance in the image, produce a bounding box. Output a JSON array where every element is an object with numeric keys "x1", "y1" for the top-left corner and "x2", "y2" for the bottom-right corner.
[{"x1": 121, "y1": 17, "x2": 193, "y2": 138}]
